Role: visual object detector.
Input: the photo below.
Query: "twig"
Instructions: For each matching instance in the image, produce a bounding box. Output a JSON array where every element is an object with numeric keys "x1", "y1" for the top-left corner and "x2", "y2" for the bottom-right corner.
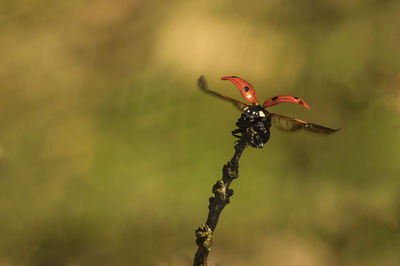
[{"x1": 193, "y1": 136, "x2": 249, "y2": 266}]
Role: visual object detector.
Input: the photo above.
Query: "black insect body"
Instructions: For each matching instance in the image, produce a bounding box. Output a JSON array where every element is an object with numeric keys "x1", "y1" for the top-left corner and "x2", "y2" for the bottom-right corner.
[{"x1": 232, "y1": 106, "x2": 272, "y2": 148}]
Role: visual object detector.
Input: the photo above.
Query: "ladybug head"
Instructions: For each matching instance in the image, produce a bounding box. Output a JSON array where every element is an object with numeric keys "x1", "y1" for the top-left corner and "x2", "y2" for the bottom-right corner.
[{"x1": 242, "y1": 105, "x2": 266, "y2": 119}]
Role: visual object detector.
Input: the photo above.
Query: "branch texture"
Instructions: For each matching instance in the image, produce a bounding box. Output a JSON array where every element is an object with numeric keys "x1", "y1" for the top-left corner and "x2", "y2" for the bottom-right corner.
[{"x1": 193, "y1": 136, "x2": 248, "y2": 266}]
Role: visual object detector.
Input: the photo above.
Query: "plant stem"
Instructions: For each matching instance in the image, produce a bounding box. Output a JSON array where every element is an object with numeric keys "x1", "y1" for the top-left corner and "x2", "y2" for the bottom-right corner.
[{"x1": 193, "y1": 136, "x2": 248, "y2": 266}]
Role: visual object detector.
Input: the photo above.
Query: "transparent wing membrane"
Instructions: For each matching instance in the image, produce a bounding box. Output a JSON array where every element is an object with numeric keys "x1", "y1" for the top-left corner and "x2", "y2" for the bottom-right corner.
[
  {"x1": 198, "y1": 76, "x2": 247, "y2": 109},
  {"x1": 270, "y1": 113, "x2": 338, "y2": 134}
]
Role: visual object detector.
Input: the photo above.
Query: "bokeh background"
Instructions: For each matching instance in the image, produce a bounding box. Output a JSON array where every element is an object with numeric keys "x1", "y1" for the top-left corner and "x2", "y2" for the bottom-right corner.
[{"x1": 1, "y1": 0, "x2": 400, "y2": 265}]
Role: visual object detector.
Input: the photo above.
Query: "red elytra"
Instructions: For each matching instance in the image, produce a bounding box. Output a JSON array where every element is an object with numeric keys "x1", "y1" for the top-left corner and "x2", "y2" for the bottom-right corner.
[
  {"x1": 221, "y1": 76, "x2": 258, "y2": 105},
  {"x1": 198, "y1": 75, "x2": 338, "y2": 134},
  {"x1": 221, "y1": 76, "x2": 309, "y2": 109},
  {"x1": 262, "y1": 95, "x2": 310, "y2": 109}
]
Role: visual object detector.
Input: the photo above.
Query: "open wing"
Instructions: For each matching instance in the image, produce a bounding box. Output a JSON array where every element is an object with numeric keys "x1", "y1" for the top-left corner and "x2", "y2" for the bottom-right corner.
[
  {"x1": 262, "y1": 95, "x2": 310, "y2": 109},
  {"x1": 270, "y1": 113, "x2": 338, "y2": 134},
  {"x1": 221, "y1": 76, "x2": 258, "y2": 105},
  {"x1": 198, "y1": 76, "x2": 247, "y2": 110}
]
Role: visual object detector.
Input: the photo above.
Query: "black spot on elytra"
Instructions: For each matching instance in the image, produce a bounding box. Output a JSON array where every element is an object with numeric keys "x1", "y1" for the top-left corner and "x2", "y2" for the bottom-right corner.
[
  {"x1": 272, "y1": 96, "x2": 279, "y2": 101},
  {"x1": 294, "y1": 96, "x2": 299, "y2": 99},
  {"x1": 299, "y1": 100, "x2": 303, "y2": 104},
  {"x1": 244, "y1": 86, "x2": 249, "y2": 92},
  {"x1": 231, "y1": 76, "x2": 238, "y2": 78}
]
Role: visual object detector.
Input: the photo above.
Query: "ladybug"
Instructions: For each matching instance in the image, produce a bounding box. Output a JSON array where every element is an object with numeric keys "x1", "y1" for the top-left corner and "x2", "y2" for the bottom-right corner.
[{"x1": 198, "y1": 75, "x2": 338, "y2": 148}]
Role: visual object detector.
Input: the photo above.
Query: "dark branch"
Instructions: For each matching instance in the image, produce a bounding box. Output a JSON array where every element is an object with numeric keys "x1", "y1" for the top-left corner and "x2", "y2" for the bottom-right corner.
[{"x1": 193, "y1": 136, "x2": 249, "y2": 266}]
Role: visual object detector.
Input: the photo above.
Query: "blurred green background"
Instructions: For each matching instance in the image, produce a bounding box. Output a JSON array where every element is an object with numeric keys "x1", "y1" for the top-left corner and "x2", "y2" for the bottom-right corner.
[{"x1": 1, "y1": 0, "x2": 400, "y2": 265}]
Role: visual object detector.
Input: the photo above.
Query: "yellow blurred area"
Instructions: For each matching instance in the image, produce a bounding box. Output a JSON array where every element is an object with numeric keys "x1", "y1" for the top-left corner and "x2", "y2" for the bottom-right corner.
[{"x1": 1, "y1": 0, "x2": 400, "y2": 265}]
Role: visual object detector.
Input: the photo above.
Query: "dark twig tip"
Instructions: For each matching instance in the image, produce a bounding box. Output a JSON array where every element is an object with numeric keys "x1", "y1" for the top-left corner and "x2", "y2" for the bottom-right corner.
[{"x1": 193, "y1": 129, "x2": 249, "y2": 266}]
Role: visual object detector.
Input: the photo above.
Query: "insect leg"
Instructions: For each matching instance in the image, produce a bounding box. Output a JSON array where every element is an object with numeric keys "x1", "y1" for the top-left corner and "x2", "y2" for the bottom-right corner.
[{"x1": 231, "y1": 128, "x2": 242, "y2": 138}]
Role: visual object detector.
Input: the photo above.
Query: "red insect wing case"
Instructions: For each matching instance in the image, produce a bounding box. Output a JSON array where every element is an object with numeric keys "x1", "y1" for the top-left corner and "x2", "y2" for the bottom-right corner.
[
  {"x1": 221, "y1": 76, "x2": 258, "y2": 105},
  {"x1": 262, "y1": 95, "x2": 310, "y2": 109}
]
